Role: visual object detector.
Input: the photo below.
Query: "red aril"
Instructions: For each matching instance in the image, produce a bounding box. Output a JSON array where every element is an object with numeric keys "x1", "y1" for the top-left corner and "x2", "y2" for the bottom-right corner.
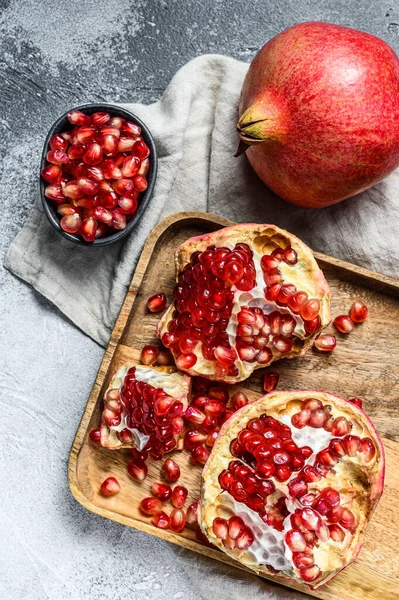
[
  {"x1": 350, "y1": 301, "x2": 368, "y2": 323},
  {"x1": 45, "y1": 184, "x2": 64, "y2": 202},
  {"x1": 231, "y1": 391, "x2": 249, "y2": 410},
  {"x1": 93, "y1": 206, "x2": 113, "y2": 225},
  {"x1": 127, "y1": 460, "x2": 148, "y2": 481},
  {"x1": 152, "y1": 511, "x2": 170, "y2": 529},
  {"x1": 89, "y1": 428, "x2": 101, "y2": 443},
  {"x1": 162, "y1": 458, "x2": 180, "y2": 482},
  {"x1": 133, "y1": 175, "x2": 148, "y2": 191},
  {"x1": 186, "y1": 502, "x2": 198, "y2": 524},
  {"x1": 100, "y1": 477, "x2": 120, "y2": 496},
  {"x1": 67, "y1": 110, "x2": 90, "y2": 126},
  {"x1": 199, "y1": 390, "x2": 384, "y2": 590},
  {"x1": 122, "y1": 156, "x2": 140, "y2": 177},
  {"x1": 170, "y1": 508, "x2": 186, "y2": 533},
  {"x1": 172, "y1": 485, "x2": 188, "y2": 508},
  {"x1": 237, "y1": 22, "x2": 399, "y2": 208},
  {"x1": 140, "y1": 497, "x2": 163, "y2": 515},
  {"x1": 41, "y1": 164, "x2": 62, "y2": 184},
  {"x1": 151, "y1": 482, "x2": 172, "y2": 501},
  {"x1": 140, "y1": 345, "x2": 159, "y2": 365},
  {"x1": 132, "y1": 139, "x2": 150, "y2": 159},
  {"x1": 57, "y1": 204, "x2": 79, "y2": 216},
  {"x1": 83, "y1": 143, "x2": 103, "y2": 166},
  {"x1": 147, "y1": 293, "x2": 167, "y2": 313},
  {"x1": 81, "y1": 217, "x2": 98, "y2": 242},
  {"x1": 111, "y1": 209, "x2": 127, "y2": 230},
  {"x1": 49, "y1": 134, "x2": 68, "y2": 151},
  {"x1": 263, "y1": 371, "x2": 279, "y2": 392},
  {"x1": 314, "y1": 335, "x2": 336, "y2": 352},
  {"x1": 334, "y1": 315, "x2": 354, "y2": 334},
  {"x1": 91, "y1": 112, "x2": 110, "y2": 126},
  {"x1": 60, "y1": 213, "x2": 81, "y2": 234}
]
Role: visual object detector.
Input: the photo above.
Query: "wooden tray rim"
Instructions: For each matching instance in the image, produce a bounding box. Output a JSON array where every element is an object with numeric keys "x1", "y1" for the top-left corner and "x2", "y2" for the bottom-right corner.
[{"x1": 67, "y1": 211, "x2": 399, "y2": 596}]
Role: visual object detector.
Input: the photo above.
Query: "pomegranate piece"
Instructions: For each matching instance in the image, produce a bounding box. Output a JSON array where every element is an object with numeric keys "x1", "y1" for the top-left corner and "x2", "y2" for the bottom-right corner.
[
  {"x1": 100, "y1": 477, "x2": 120, "y2": 496},
  {"x1": 162, "y1": 458, "x2": 180, "y2": 482},
  {"x1": 147, "y1": 293, "x2": 167, "y2": 313},
  {"x1": 314, "y1": 334, "x2": 336, "y2": 352},
  {"x1": 350, "y1": 301, "x2": 368, "y2": 323},
  {"x1": 334, "y1": 315, "x2": 354, "y2": 334},
  {"x1": 98, "y1": 364, "x2": 190, "y2": 454},
  {"x1": 157, "y1": 224, "x2": 330, "y2": 383},
  {"x1": 199, "y1": 390, "x2": 384, "y2": 590},
  {"x1": 41, "y1": 110, "x2": 151, "y2": 242}
]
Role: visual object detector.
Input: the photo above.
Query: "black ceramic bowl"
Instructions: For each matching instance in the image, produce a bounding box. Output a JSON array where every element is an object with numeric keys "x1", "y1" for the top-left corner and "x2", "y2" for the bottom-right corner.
[{"x1": 40, "y1": 103, "x2": 157, "y2": 246}]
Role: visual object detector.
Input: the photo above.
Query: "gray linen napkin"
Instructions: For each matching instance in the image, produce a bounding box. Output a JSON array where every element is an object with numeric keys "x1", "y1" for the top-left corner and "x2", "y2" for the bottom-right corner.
[{"x1": 6, "y1": 53, "x2": 399, "y2": 346}]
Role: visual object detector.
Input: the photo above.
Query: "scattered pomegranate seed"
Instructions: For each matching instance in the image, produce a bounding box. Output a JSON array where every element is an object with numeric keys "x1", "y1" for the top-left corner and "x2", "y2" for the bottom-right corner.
[
  {"x1": 162, "y1": 458, "x2": 180, "y2": 482},
  {"x1": 151, "y1": 482, "x2": 172, "y2": 501},
  {"x1": 147, "y1": 293, "x2": 167, "y2": 313},
  {"x1": 172, "y1": 485, "x2": 188, "y2": 508},
  {"x1": 100, "y1": 477, "x2": 120, "y2": 496},
  {"x1": 231, "y1": 391, "x2": 249, "y2": 410},
  {"x1": 334, "y1": 315, "x2": 354, "y2": 334},
  {"x1": 140, "y1": 345, "x2": 159, "y2": 365},
  {"x1": 350, "y1": 301, "x2": 368, "y2": 323},
  {"x1": 263, "y1": 371, "x2": 279, "y2": 392},
  {"x1": 152, "y1": 511, "x2": 170, "y2": 529},
  {"x1": 186, "y1": 502, "x2": 199, "y2": 524},
  {"x1": 170, "y1": 508, "x2": 187, "y2": 533},
  {"x1": 314, "y1": 334, "x2": 336, "y2": 352},
  {"x1": 127, "y1": 460, "x2": 148, "y2": 481},
  {"x1": 140, "y1": 497, "x2": 163, "y2": 515},
  {"x1": 89, "y1": 428, "x2": 101, "y2": 443}
]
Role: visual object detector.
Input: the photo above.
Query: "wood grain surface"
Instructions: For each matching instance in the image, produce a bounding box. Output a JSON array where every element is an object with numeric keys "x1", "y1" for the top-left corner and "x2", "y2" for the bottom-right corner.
[{"x1": 68, "y1": 212, "x2": 399, "y2": 600}]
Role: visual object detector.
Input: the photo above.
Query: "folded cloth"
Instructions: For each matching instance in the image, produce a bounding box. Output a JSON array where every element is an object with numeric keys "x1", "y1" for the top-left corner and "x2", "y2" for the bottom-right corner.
[{"x1": 6, "y1": 53, "x2": 399, "y2": 346}]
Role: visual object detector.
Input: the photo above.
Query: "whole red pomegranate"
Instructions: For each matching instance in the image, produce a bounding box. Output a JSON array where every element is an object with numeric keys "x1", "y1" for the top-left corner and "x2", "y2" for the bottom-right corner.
[{"x1": 237, "y1": 22, "x2": 399, "y2": 208}]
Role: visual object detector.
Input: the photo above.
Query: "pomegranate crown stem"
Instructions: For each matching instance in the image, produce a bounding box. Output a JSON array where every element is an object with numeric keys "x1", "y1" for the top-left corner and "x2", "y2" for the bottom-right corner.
[{"x1": 235, "y1": 97, "x2": 287, "y2": 157}]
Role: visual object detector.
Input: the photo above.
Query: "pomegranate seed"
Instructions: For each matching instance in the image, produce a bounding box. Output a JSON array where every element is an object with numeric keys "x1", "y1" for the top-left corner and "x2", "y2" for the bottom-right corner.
[
  {"x1": 83, "y1": 143, "x2": 103, "y2": 166},
  {"x1": 291, "y1": 409, "x2": 311, "y2": 429},
  {"x1": 162, "y1": 458, "x2": 180, "y2": 482},
  {"x1": 67, "y1": 110, "x2": 90, "y2": 126},
  {"x1": 77, "y1": 178, "x2": 99, "y2": 196},
  {"x1": 293, "y1": 552, "x2": 315, "y2": 568},
  {"x1": 329, "y1": 524, "x2": 345, "y2": 542},
  {"x1": 205, "y1": 430, "x2": 219, "y2": 447},
  {"x1": 349, "y1": 397, "x2": 363, "y2": 408},
  {"x1": 139, "y1": 157, "x2": 150, "y2": 175},
  {"x1": 213, "y1": 517, "x2": 229, "y2": 540},
  {"x1": 91, "y1": 112, "x2": 110, "y2": 126},
  {"x1": 191, "y1": 445, "x2": 210, "y2": 464},
  {"x1": 118, "y1": 137, "x2": 136, "y2": 153},
  {"x1": 170, "y1": 508, "x2": 186, "y2": 533},
  {"x1": 301, "y1": 508, "x2": 320, "y2": 530},
  {"x1": 99, "y1": 134, "x2": 118, "y2": 157},
  {"x1": 121, "y1": 155, "x2": 140, "y2": 177},
  {"x1": 140, "y1": 497, "x2": 163, "y2": 515},
  {"x1": 127, "y1": 460, "x2": 148, "y2": 481},
  {"x1": 283, "y1": 247, "x2": 298, "y2": 264},
  {"x1": 57, "y1": 204, "x2": 79, "y2": 216},
  {"x1": 41, "y1": 164, "x2": 62, "y2": 184},
  {"x1": 300, "y1": 565, "x2": 321, "y2": 582},
  {"x1": 288, "y1": 478, "x2": 308, "y2": 498},
  {"x1": 140, "y1": 344, "x2": 159, "y2": 365},
  {"x1": 360, "y1": 437, "x2": 376, "y2": 461},
  {"x1": 314, "y1": 334, "x2": 336, "y2": 352},
  {"x1": 186, "y1": 502, "x2": 198, "y2": 524},
  {"x1": 63, "y1": 181, "x2": 84, "y2": 199},
  {"x1": 123, "y1": 121, "x2": 142, "y2": 137},
  {"x1": 272, "y1": 336, "x2": 292, "y2": 353},
  {"x1": 45, "y1": 184, "x2": 64, "y2": 202},
  {"x1": 147, "y1": 293, "x2": 167, "y2": 313},
  {"x1": 332, "y1": 417, "x2": 352, "y2": 436},
  {"x1": 309, "y1": 408, "x2": 327, "y2": 428},
  {"x1": 184, "y1": 406, "x2": 205, "y2": 425},
  {"x1": 60, "y1": 213, "x2": 81, "y2": 234},
  {"x1": 152, "y1": 511, "x2": 170, "y2": 529},
  {"x1": 111, "y1": 209, "x2": 127, "y2": 230},
  {"x1": 285, "y1": 529, "x2": 307, "y2": 552},
  {"x1": 288, "y1": 291, "x2": 308, "y2": 313},
  {"x1": 228, "y1": 516, "x2": 246, "y2": 540},
  {"x1": 100, "y1": 477, "x2": 120, "y2": 496},
  {"x1": 231, "y1": 391, "x2": 249, "y2": 410},
  {"x1": 263, "y1": 371, "x2": 279, "y2": 392},
  {"x1": 300, "y1": 299, "x2": 320, "y2": 321},
  {"x1": 80, "y1": 217, "x2": 98, "y2": 242},
  {"x1": 67, "y1": 144, "x2": 85, "y2": 160},
  {"x1": 304, "y1": 316, "x2": 321, "y2": 334},
  {"x1": 49, "y1": 134, "x2": 68, "y2": 151},
  {"x1": 176, "y1": 353, "x2": 197, "y2": 370},
  {"x1": 151, "y1": 482, "x2": 172, "y2": 501},
  {"x1": 89, "y1": 428, "x2": 101, "y2": 443},
  {"x1": 172, "y1": 485, "x2": 188, "y2": 508},
  {"x1": 133, "y1": 174, "x2": 148, "y2": 191},
  {"x1": 92, "y1": 206, "x2": 112, "y2": 225},
  {"x1": 132, "y1": 139, "x2": 150, "y2": 159},
  {"x1": 46, "y1": 149, "x2": 69, "y2": 165},
  {"x1": 340, "y1": 507, "x2": 356, "y2": 530},
  {"x1": 334, "y1": 315, "x2": 354, "y2": 334},
  {"x1": 350, "y1": 301, "x2": 368, "y2": 323}
]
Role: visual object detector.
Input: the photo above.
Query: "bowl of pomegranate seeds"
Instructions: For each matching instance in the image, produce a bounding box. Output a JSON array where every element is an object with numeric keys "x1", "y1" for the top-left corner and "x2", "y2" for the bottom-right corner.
[{"x1": 40, "y1": 104, "x2": 157, "y2": 245}]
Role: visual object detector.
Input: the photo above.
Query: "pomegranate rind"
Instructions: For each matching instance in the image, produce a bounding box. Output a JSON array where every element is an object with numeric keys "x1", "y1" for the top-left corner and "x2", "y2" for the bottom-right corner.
[
  {"x1": 199, "y1": 390, "x2": 384, "y2": 589},
  {"x1": 99, "y1": 364, "x2": 191, "y2": 449},
  {"x1": 158, "y1": 223, "x2": 330, "y2": 383}
]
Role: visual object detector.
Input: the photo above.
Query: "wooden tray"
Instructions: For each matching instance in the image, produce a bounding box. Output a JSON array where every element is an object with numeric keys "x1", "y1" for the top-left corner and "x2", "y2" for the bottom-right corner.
[{"x1": 68, "y1": 212, "x2": 399, "y2": 600}]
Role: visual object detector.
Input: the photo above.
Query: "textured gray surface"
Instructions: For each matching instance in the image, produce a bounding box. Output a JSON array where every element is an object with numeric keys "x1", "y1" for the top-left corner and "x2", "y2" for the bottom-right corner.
[{"x1": 1, "y1": 1, "x2": 398, "y2": 599}]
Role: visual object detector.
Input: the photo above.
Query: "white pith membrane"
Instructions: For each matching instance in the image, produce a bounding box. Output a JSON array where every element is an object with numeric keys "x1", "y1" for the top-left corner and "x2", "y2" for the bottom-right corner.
[
  {"x1": 199, "y1": 391, "x2": 384, "y2": 589},
  {"x1": 100, "y1": 364, "x2": 191, "y2": 450},
  {"x1": 158, "y1": 224, "x2": 331, "y2": 383}
]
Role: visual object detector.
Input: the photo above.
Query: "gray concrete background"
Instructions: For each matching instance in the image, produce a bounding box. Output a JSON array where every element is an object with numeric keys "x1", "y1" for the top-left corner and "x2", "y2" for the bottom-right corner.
[{"x1": 1, "y1": 1, "x2": 398, "y2": 599}]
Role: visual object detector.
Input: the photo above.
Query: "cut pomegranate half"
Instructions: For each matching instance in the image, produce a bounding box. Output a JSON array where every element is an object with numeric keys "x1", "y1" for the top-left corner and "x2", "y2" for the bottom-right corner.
[
  {"x1": 99, "y1": 364, "x2": 190, "y2": 456},
  {"x1": 157, "y1": 224, "x2": 330, "y2": 383},
  {"x1": 199, "y1": 391, "x2": 384, "y2": 589}
]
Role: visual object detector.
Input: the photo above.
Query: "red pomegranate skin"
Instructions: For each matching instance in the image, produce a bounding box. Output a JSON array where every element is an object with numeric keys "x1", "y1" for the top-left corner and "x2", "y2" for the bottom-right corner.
[{"x1": 238, "y1": 22, "x2": 399, "y2": 208}]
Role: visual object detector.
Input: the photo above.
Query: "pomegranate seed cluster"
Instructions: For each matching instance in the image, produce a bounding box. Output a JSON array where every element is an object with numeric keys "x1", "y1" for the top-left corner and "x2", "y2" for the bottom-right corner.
[
  {"x1": 212, "y1": 515, "x2": 254, "y2": 551},
  {"x1": 160, "y1": 239, "x2": 327, "y2": 381},
  {"x1": 41, "y1": 110, "x2": 150, "y2": 242}
]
